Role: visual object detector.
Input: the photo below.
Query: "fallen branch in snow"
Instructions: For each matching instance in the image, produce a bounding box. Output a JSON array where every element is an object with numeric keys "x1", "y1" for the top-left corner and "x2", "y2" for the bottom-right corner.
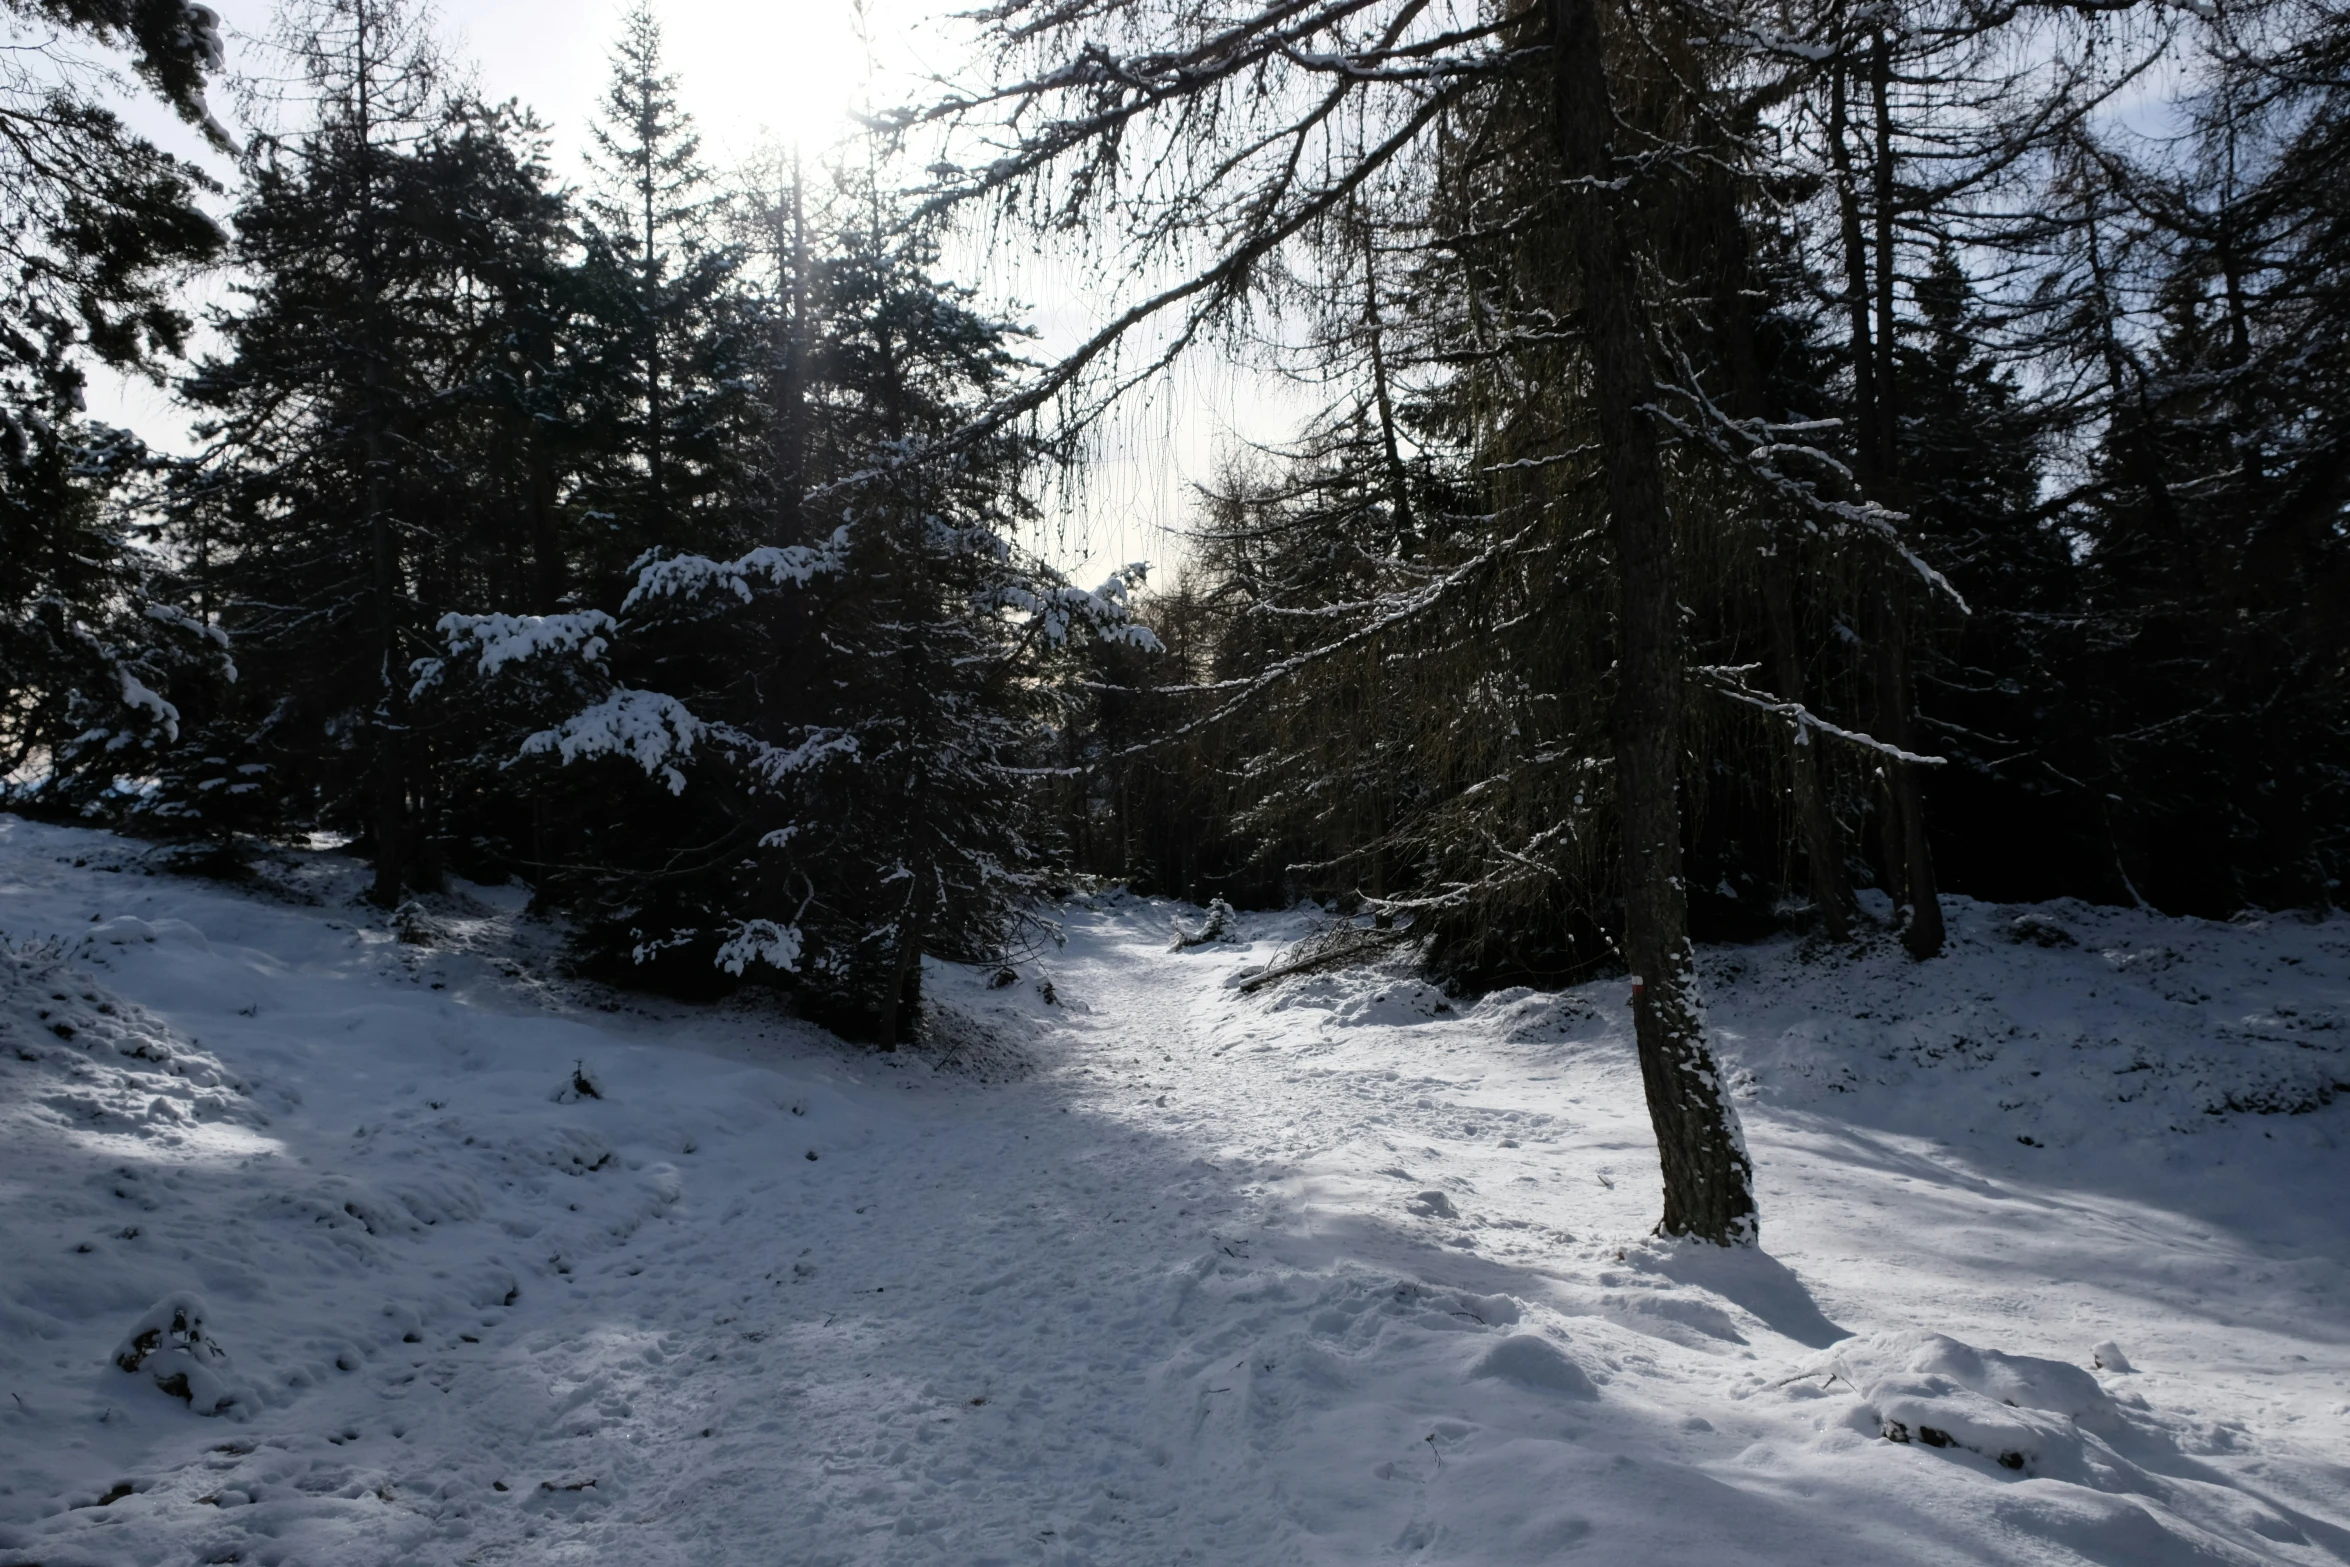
[{"x1": 1236, "y1": 922, "x2": 1415, "y2": 994}]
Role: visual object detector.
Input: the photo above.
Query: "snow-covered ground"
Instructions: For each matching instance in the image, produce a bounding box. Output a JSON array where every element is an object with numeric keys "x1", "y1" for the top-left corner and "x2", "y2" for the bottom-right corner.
[{"x1": 1, "y1": 812, "x2": 2345, "y2": 1567}]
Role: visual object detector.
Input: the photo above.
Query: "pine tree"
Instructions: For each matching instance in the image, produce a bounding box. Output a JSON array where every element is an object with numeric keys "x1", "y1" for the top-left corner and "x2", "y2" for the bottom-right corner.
[{"x1": 0, "y1": 422, "x2": 231, "y2": 812}]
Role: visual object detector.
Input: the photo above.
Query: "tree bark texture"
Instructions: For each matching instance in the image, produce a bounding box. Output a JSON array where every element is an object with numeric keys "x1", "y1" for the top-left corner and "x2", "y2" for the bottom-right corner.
[{"x1": 1549, "y1": 0, "x2": 1757, "y2": 1244}]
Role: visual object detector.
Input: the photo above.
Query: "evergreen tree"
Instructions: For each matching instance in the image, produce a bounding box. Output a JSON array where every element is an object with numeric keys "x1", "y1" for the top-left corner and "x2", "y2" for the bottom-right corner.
[
  {"x1": 177, "y1": 0, "x2": 574, "y2": 896},
  {"x1": 571, "y1": 1, "x2": 758, "y2": 591},
  {"x1": 0, "y1": 0, "x2": 230, "y2": 804},
  {"x1": 1893, "y1": 250, "x2": 2098, "y2": 903},
  {"x1": 0, "y1": 422, "x2": 231, "y2": 812},
  {"x1": 427, "y1": 183, "x2": 1151, "y2": 1041}
]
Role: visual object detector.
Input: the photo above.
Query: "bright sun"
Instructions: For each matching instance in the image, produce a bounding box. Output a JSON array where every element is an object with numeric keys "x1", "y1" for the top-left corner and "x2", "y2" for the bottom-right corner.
[
  {"x1": 449, "y1": 0, "x2": 918, "y2": 171},
  {"x1": 658, "y1": 0, "x2": 895, "y2": 158}
]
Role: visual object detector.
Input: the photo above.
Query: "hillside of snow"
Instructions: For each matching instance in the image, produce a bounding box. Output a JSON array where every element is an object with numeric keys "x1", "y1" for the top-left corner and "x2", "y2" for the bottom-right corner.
[{"x1": 0, "y1": 812, "x2": 2345, "y2": 1567}]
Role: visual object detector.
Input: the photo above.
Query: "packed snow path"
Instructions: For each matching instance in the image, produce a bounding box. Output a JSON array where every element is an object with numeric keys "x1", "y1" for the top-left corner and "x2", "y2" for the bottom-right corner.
[{"x1": 1, "y1": 816, "x2": 2347, "y2": 1566}]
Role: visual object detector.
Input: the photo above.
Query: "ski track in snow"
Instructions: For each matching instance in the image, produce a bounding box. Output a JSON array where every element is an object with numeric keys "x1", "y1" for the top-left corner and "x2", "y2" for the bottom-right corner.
[{"x1": 0, "y1": 814, "x2": 2346, "y2": 1566}]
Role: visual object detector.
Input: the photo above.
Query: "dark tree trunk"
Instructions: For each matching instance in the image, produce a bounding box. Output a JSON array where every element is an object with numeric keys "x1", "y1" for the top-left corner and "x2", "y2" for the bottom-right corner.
[
  {"x1": 1550, "y1": 0, "x2": 1757, "y2": 1244},
  {"x1": 1706, "y1": 168, "x2": 1856, "y2": 943},
  {"x1": 1358, "y1": 213, "x2": 1414, "y2": 541},
  {"x1": 642, "y1": 170, "x2": 667, "y2": 528},
  {"x1": 874, "y1": 860, "x2": 933, "y2": 1052},
  {"x1": 1873, "y1": 584, "x2": 1945, "y2": 955},
  {"x1": 366, "y1": 392, "x2": 405, "y2": 910},
  {"x1": 1830, "y1": 52, "x2": 1877, "y2": 470},
  {"x1": 1869, "y1": 31, "x2": 1900, "y2": 481},
  {"x1": 1831, "y1": 31, "x2": 1944, "y2": 955},
  {"x1": 1764, "y1": 550, "x2": 1855, "y2": 939},
  {"x1": 515, "y1": 309, "x2": 565, "y2": 615},
  {"x1": 772, "y1": 169, "x2": 809, "y2": 546}
]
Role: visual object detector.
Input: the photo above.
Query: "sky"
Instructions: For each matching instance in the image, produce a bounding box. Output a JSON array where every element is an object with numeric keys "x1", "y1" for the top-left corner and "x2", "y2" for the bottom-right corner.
[
  {"x1": 442, "y1": 0, "x2": 928, "y2": 175},
  {"x1": 77, "y1": 0, "x2": 1253, "y2": 586}
]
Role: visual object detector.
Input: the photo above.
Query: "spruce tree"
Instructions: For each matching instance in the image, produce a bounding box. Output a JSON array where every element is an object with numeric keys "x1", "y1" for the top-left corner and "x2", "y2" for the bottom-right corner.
[
  {"x1": 177, "y1": 0, "x2": 573, "y2": 895},
  {"x1": 1893, "y1": 250, "x2": 2097, "y2": 902},
  {"x1": 572, "y1": 1, "x2": 758, "y2": 592},
  {"x1": 0, "y1": 0, "x2": 230, "y2": 804},
  {"x1": 428, "y1": 180, "x2": 1152, "y2": 1040}
]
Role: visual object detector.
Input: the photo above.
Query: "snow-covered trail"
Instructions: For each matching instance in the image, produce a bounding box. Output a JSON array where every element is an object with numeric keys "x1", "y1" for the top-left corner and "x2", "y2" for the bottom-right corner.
[{"x1": 3, "y1": 815, "x2": 2348, "y2": 1566}]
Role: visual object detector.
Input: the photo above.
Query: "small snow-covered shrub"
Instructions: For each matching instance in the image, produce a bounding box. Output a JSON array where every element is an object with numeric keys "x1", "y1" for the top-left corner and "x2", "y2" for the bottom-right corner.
[
  {"x1": 1171, "y1": 897, "x2": 1243, "y2": 951},
  {"x1": 113, "y1": 1293, "x2": 253, "y2": 1417},
  {"x1": 1799, "y1": 1330, "x2": 2118, "y2": 1476}
]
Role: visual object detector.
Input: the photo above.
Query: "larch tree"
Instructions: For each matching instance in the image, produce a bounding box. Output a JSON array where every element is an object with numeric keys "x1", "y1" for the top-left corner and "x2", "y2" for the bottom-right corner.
[{"x1": 897, "y1": 0, "x2": 1775, "y2": 1243}]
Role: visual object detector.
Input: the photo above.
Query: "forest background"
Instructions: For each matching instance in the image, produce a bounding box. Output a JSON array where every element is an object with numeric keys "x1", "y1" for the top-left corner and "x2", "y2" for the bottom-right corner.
[{"x1": 3, "y1": 0, "x2": 2343, "y2": 1241}]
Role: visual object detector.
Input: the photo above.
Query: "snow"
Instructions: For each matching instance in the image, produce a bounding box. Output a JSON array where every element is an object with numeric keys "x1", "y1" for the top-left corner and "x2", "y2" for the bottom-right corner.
[
  {"x1": 989, "y1": 566, "x2": 1164, "y2": 651},
  {"x1": 1, "y1": 813, "x2": 2345, "y2": 1566},
  {"x1": 432, "y1": 612, "x2": 619, "y2": 680},
  {"x1": 115, "y1": 672, "x2": 180, "y2": 741},
  {"x1": 712, "y1": 919, "x2": 802, "y2": 978},
  {"x1": 619, "y1": 539, "x2": 842, "y2": 613},
  {"x1": 517, "y1": 689, "x2": 705, "y2": 795}
]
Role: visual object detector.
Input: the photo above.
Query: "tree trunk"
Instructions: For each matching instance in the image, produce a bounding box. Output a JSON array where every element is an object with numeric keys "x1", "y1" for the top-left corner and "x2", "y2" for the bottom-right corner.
[
  {"x1": 1868, "y1": 43, "x2": 1946, "y2": 956},
  {"x1": 1358, "y1": 211, "x2": 1414, "y2": 541},
  {"x1": 1834, "y1": 32, "x2": 1945, "y2": 955},
  {"x1": 1869, "y1": 30, "x2": 1900, "y2": 481},
  {"x1": 1550, "y1": 0, "x2": 1756, "y2": 1245},
  {"x1": 356, "y1": 58, "x2": 404, "y2": 911},
  {"x1": 1873, "y1": 583, "x2": 1944, "y2": 955},
  {"x1": 366, "y1": 381, "x2": 405, "y2": 910},
  {"x1": 528, "y1": 436, "x2": 564, "y2": 613},
  {"x1": 874, "y1": 861, "x2": 933, "y2": 1052},
  {"x1": 1830, "y1": 51, "x2": 1877, "y2": 471},
  {"x1": 1763, "y1": 549, "x2": 1855, "y2": 940},
  {"x1": 773, "y1": 168, "x2": 809, "y2": 546},
  {"x1": 643, "y1": 163, "x2": 666, "y2": 528},
  {"x1": 1704, "y1": 161, "x2": 1856, "y2": 944}
]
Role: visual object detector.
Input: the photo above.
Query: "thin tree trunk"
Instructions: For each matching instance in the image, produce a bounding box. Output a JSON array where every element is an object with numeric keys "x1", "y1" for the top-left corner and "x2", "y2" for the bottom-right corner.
[
  {"x1": 1358, "y1": 211, "x2": 1414, "y2": 540},
  {"x1": 1550, "y1": 0, "x2": 1756, "y2": 1245},
  {"x1": 1868, "y1": 38, "x2": 1946, "y2": 954},
  {"x1": 1873, "y1": 584, "x2": 1944, "y2": 954},
  {"x1": 366, "y1": 409, "x2": 405, "y2": 908},
  {"x1": 1870, "y1": 30, "x2": 1900, "y2": 481},
  {"x1": 1764, "y1": 549, "x2": 1855, "y2": 939},
  {"x1": 1830, "y1": 50, "x2": 1877, "y2": 473},
  {"x1": 874, "y1": 864, "x2": 933, "y2": 1052},
  {"x1": 356, "y1": 27, "x2": 404, "y2": 910},
  {"x1": 773, "y1": 166, "x2": 809, "y2": 545},
  {"x1": 1704, "y1": 160, "x2": 1856, "y2": 942},
  {"x1": 528, "y1": 444, "x2": 563, "y2": 613},
  {"x1": 642, "y1": 150, "x2": 666, "y2": 526}
]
